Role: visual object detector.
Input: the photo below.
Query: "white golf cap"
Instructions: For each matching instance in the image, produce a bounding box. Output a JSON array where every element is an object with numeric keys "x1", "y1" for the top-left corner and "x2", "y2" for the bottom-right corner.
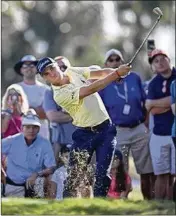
[
  {"x1": 22, "y1": 109, "x2": 41, "y2": 127},
  {"x1": 105, "y1": 49, "x2": 124, "y2": 62}
]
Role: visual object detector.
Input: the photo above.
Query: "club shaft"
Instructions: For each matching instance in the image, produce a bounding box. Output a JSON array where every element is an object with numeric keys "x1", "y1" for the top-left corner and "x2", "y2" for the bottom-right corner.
[{"x1": 127, "y1": 15, "x2": 162, "y2": 66}]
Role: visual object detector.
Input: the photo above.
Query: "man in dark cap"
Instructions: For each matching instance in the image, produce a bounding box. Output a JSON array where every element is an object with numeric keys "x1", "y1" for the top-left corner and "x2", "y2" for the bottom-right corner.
[
  {"x1": 36, "y1": 56, "x2": 131, "y2": 197},
  {"x1": 146, "y1": 49, "x2": 176, "y2": 200}
]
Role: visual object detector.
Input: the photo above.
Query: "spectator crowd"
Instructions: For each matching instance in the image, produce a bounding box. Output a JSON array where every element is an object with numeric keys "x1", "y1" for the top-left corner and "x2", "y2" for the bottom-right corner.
[{"x1": 1, "y1": 42, "x2": 176, "y2": 202}]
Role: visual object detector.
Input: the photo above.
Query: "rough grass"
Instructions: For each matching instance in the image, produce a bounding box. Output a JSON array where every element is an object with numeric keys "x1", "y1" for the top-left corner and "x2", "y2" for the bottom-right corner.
[
  {"x1": 2, "y1": 157, "x2": 175, "y2": 215},
  {"x1": 2, "y1": 189, "x2": 175, "y2": 215}
]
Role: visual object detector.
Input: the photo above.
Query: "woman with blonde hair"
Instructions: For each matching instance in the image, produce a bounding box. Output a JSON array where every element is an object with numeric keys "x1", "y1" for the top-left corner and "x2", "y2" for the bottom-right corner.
[{"x1": 1, "y1": 84, "x2": 29, "y2": 138}]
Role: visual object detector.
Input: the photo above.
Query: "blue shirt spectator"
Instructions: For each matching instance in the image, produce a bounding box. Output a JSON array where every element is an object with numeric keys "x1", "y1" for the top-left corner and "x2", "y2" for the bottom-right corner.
[
  {"x1": 43, "y1": 88, "x2": 76, "y2": 147},
  {"x1": 99, "y1": 72, "x2": 146, "y2": 127},
  {"x1": 147, "y1": 68, "x2": 176, "y2": 135},
  {"x1": 2, "y1": 133, "x2": 56, "y2": 184},
  {"x1": 170, "y1": 79, "x2": 176, "y2": 137}
]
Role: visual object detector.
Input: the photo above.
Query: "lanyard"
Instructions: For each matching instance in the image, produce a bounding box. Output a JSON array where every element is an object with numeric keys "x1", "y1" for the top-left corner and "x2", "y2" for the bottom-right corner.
[{"x1": 115, "y1": 82, "x2": 128, "y2": 103}]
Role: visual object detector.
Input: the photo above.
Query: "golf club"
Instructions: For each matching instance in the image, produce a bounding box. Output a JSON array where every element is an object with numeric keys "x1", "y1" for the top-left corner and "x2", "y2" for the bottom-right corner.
[{"x1": 127, "y1": 7, "x2": 163, "y2": 66}]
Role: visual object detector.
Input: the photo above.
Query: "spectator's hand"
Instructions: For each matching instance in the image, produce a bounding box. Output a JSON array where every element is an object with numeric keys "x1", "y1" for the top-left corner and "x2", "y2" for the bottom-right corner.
[
  {"x1": 120, "y1": 191, "x2": 127, "y2": 199},
  {"x1": 1, "y1": 167, "x2": 6, "y2": 184},
  {"x1": 116, "y1": 64, "x2": 132, "y2": 78},
  {"x1": 26, "y1": 173, "x2": 38, "y2": 189}
]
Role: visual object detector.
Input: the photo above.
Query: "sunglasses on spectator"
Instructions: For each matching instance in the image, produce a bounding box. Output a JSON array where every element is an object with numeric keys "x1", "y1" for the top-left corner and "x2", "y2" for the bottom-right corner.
[
  {"x1": 22, "y1": 63, "x2": 36, "y2": 69},
  {"x1": 108, "y1": 57, "x2": 121, "y2": 62}
]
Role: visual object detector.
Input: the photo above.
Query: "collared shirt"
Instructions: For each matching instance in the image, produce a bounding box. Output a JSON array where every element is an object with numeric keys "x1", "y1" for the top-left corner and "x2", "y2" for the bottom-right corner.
[
  {"x1": 170, "y1": 79, "x2": 176, "y2": 137},
  {"x1": 43, "y1": 88, "x2": 76, "y2": 144},
  {"x1": 2, "y1": 133, "x2": 56, "y2": 184},
  {"x1": 99, "y1": 72, "x2": 146, "y2": 126},
  {"x1": 18, "y1": 81, "x2": 50, "y2": 139},
  {"x1": 52, "y1": 67, "x2": 109, "y2": 127},
  {"x1": 147, "y1": 67, "x2": 176, "y2": 136}
]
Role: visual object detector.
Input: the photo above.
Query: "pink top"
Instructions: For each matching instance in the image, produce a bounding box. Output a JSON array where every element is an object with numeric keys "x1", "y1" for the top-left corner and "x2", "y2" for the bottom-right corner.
[
  {"x1": 107, "y1": 173, "x2": 131, "y2": 199},
  {"x1": 3, "y1": 115, "x2": 22, "y2": 138}
]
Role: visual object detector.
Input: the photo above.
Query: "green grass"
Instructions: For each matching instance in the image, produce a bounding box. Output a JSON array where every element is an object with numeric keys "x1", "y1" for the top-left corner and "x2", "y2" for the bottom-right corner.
[
  {"x1": 2, "y1": 191, "x2": 175, "y2": 215},
  {"x1": 2, "y1": 157, "x2": 174, "y2": 215}
]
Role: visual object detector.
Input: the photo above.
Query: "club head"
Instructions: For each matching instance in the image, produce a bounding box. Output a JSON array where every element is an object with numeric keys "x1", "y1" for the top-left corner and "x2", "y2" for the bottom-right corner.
[{"x1": 153, "y1": 7, "x2": 163, "y2": 17}]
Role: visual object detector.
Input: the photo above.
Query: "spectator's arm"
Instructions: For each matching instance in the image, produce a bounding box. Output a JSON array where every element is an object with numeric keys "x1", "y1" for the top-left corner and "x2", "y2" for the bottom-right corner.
[
  {"x1": 40, "y1": 141, "x2": 56, "y2": 177},
  {"x1": 145, "y1": 97, "x2": 171, "y2": 111},
  {"x1": 30, "y1": 105, "x2": 46, "y2": 119},
  {"x1": 46, "y1": 110, "x2": 72, "y2": 123},
  {"x1": 120, "y1": 174, "x2": 132, "y2": 198},
  {"x1": 171, "y1": 104, "x2": 176, "y2": 115},
  {"x1": 48, "y1": 181, "x2": 57, "y2": 199},
  {"x1": 150, "y1": 107, "x2": 171, "y2": 115},
  {"x1": 37, "y1": 167, "x2": 55, "y2": 177},
  {"x1": 1, "y1": 114, "x2": 11, "y2": 133},
  {"x1": 2, "y1": 136, "x2": 13, "y2": 155},
  {"x1": 170, "y1": 80, "x2": 176, "y2": 116}
]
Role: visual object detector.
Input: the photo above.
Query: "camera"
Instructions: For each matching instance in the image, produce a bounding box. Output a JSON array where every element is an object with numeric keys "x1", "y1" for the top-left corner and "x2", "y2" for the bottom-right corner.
[
  {"x1": 147, "y1": 40, "x2": 156, "y2": 56},
  {"x1": 147, "y1": 39, "x2": 156, "y2": 63},
  {"x1": 8, "y1": 88, "x2": 20, "y2": 104}
]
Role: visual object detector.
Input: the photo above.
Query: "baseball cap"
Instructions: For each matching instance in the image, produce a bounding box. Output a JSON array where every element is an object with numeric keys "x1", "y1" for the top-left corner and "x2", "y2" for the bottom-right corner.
[
  {"x1": 36, "y1": 57, "x2": 57, "y2": 74},
  {"x1": 149, "y1": 49, "x2": 169, "y2": 64},
  {"x1": 105, "y1": 49, "x2": 124, "y2": 62},
  {"x1": 22, "y1": 109, "x2": 41, "y2": 127},
  {"x1": 14, "y1": 55, "x2": 38, "y2": 76}
]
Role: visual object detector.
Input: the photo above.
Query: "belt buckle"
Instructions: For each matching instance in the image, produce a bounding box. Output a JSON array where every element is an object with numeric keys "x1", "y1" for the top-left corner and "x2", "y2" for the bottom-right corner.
[
  {"x1": 91, "y1": 126, "x2": 97, "y2": 132},
  {"x1": 91, "y1": 127, "x2": 95, "y2": 132}
]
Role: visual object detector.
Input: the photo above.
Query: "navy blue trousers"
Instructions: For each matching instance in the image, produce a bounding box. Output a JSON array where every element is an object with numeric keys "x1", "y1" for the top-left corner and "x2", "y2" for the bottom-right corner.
[{"x1": 63, "y1": 120, "x2": 116, "y2": 197}]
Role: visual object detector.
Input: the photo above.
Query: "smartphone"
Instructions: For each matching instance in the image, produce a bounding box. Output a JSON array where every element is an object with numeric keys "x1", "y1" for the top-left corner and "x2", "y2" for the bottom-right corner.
[{"x1": 147, "y1": 39, "x2": 156, "y2": 57}]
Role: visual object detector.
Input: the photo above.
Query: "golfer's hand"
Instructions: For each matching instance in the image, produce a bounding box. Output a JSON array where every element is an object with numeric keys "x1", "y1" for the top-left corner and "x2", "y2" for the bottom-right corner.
[
  {"x1": 116, "y1": 64, "x2": 132, "y2": 78},
  {"x1": 26, "y1": 173, "x2": 38, "y2": 189}
]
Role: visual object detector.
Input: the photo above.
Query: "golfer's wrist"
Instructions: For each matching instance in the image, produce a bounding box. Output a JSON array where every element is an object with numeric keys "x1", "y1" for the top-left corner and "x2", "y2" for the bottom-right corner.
[{"x1": 116, "y1": 70, "x2": 122, "y2": 79}]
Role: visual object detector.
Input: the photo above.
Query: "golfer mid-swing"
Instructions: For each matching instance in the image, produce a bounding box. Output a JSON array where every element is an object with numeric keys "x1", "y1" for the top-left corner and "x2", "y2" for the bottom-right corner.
[{"x1": 37, "y1": 57, "x2": 131, "y2": 197}]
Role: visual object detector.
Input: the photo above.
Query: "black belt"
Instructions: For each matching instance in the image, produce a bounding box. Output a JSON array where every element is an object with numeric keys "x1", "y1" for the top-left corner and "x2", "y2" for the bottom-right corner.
[
  {"x1": 6, "y1": 177, "x2": 25, "y2": 186},
  {"x1": 6, "y1": 177, "x2": 35, "y2": 198},
  {"x1": 118, "y1": 120, "x2": 144, "y2": 128},
  {"x1": 79, "y1": 119, "x2": 110, "y2": 132}
]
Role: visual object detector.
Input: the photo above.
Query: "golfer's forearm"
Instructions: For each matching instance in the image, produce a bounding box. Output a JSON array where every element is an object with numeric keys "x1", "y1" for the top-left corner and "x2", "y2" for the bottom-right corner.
[
  {"x1": 89, "y1": 68, "x2": 115, "y2": 79},
  {"x1": 80, "y1": 71, "x2": 120, "y2": 99}
]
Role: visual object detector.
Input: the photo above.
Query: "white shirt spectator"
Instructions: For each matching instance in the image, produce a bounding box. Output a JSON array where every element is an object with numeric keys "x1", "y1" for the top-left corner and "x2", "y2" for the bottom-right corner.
[
  {"x1": 51, "y1": 166, "x2": 67, "y2": 200},
  {"x1": 19, "y1": 80, "x2": 50, "y2": 139}
]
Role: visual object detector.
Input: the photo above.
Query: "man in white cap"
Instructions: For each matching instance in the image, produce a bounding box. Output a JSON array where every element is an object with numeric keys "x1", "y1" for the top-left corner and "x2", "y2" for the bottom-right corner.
[
  {"x1": 98, "y1": 49, "x2": 154, "y2": 200},
  {"x1": 13, "y1": 55, "x2": 50, "y2": 140},
  {"x1": 2, "y1": 109, "x2": 56, "y2": 198}
]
